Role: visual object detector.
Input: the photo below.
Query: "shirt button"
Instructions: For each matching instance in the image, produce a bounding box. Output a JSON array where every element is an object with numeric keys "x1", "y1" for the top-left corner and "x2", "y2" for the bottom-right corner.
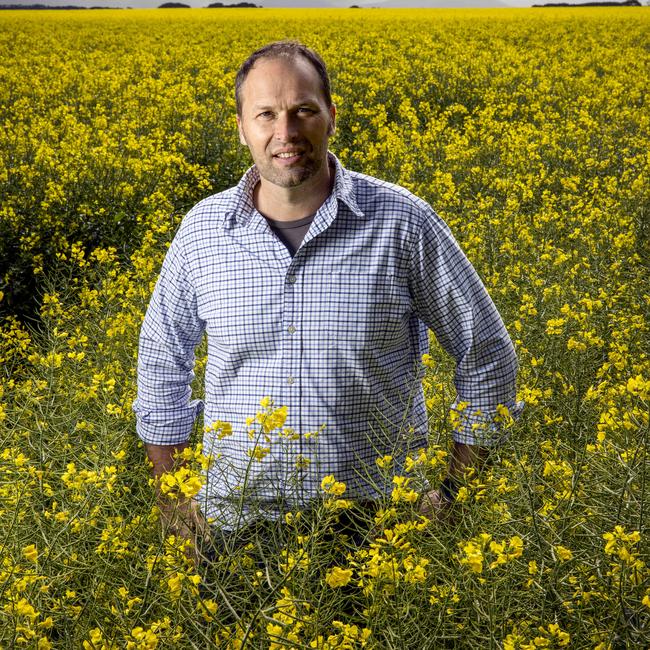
[
  {"x1": 287, "y1": 274, "x2": 297, "y2": 284},
  {"x1": 287, "y1": 376, "x2": 295, "y2": 385},
  {"x1": 287, "y1": 325, "x2": 296, "y2": 334}
]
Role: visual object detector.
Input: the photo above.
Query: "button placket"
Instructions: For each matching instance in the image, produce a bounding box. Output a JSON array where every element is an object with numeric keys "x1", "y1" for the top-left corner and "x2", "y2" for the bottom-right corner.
[
  {"x1": 282, "y1": 266, "x2": 302, "y2": 500},
  {"x1": 282, "y1": 271, "x2": 300, "y2": 392}
]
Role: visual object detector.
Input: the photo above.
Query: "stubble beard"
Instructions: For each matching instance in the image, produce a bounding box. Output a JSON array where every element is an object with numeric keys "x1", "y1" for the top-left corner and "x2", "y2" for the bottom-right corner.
[{"x1": 258, "y1": 149, "x2": 325, "y2": 189}]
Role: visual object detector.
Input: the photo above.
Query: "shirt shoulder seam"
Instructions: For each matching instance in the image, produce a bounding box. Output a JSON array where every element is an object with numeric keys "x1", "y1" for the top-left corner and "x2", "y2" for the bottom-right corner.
[{"x1": 347, "y1": 169, "x2": 433, "y2": 214}]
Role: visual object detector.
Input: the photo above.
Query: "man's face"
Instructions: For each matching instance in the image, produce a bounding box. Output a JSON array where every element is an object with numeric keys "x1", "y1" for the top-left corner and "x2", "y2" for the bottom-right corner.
[{"x1": 236, "y1": 56, "x2": 336, "y2": 190}]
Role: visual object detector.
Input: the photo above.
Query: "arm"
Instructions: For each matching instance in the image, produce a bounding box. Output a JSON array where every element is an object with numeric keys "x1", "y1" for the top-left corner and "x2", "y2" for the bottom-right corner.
[
  {"x1": 133, "y1": 232, "x2": 206, "y2": 448},
  {"x1": 408, "y1": 203, "x2": 522, "y2": 518},
  {"x1": 146, "y1": 441, "x2": 189, "y2": 478},
  {"x1": 408, "y1": 202, "x2": 522, "y2": 446},
  {"x1": 133, "y1": 230, "x2": 207, "y2": 546}
]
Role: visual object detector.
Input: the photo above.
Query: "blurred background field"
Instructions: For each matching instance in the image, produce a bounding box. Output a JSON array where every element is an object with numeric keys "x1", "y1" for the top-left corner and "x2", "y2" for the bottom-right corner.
[{"x1": 0, "y1": 8, "x2": 648, "y2": 648}]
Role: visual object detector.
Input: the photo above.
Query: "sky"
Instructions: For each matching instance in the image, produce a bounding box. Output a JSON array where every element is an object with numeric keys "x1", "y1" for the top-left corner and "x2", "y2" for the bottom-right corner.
[{"x1": 0, "y1": 0, "x2": 624, "y2": 8}]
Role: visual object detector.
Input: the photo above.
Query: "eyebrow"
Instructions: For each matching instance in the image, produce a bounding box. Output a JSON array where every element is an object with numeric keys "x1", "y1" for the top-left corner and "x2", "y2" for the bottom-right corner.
[{"x1": 250, "y1": 99, "x2": 321, "y2": 111}]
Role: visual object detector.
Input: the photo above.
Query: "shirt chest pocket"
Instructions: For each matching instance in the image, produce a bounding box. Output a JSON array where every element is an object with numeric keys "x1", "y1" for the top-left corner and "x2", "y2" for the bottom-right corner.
[{"x1": 323, "y1": 266, "x2": 410, "y2": 352}]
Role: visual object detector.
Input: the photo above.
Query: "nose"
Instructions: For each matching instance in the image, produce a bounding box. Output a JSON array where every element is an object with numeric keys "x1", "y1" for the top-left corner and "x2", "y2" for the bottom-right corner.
[{"x1": 274, "y1": 112, "x2": 299, "y2": 142}]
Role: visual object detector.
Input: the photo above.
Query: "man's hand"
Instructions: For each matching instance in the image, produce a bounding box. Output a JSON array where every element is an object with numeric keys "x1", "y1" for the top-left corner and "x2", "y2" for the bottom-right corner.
[
  {"x1": 418, "y1": 488, "x2": 455, "y2": 522},
  {"x1": 158, "y1": 494, "x2": 207, "y2": 538},
  {"x1": 157, "y1": 494, "x2": 208, "y2": 562},
  {"x1": 417, "y1": 442, "x2": 489, "y2": 523},
  {"x1": 145, "y1": 442, "x2": 209, "y2": 562}
]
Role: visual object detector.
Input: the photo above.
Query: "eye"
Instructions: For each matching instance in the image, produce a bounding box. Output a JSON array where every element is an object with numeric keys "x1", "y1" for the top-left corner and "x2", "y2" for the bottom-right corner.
[
  {"x1": 257, "y1": 111, "x2": 274, "y2": 119},
  {"x1": 297, "y1": 107, "x2": 316, "y2": 115}
]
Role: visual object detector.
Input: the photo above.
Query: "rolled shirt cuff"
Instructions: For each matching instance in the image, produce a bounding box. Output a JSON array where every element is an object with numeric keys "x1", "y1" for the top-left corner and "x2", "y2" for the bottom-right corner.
[
  {"x1": 132, "y1": 398, "x2": 204, "y2": 445},
  {"x1": 450, "y1": 399, "x2": 524, "y2": 447}
]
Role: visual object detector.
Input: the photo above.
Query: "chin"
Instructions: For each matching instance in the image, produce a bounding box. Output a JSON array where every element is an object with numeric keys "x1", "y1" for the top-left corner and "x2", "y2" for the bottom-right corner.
[{"x1": 266, "y1": 168, "x2": 316, "y2": 188}]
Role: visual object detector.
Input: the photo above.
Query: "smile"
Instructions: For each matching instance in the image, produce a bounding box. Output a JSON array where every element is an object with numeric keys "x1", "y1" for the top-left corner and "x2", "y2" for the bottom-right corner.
[
  {"x1": 272, "y1": 151, "x2": 306, "y2": 167},
  {"x1": 274, "y1": 151, "x2": 303, "y2": 159}
]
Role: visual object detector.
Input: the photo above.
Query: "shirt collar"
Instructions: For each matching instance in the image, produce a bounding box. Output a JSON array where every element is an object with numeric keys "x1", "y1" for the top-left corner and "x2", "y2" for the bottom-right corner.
[{"x1": 223, "y1": 151, "x2": 364, "y2": 230}]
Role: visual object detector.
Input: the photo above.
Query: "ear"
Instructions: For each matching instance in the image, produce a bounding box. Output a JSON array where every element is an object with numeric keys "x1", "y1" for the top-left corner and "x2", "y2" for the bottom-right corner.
[
  {"x1": 327, "y1": 103, "x2": 337, "y2": 137},
  {"x1": 236, "y1": 114, "x2": 247, "y2": 146}
]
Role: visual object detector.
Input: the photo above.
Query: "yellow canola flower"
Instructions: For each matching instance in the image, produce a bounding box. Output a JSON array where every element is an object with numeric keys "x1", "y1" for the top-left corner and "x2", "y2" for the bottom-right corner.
[
  {"x1": 324, "y1": 498, "x2": 353, "y2": 511},
  {"x1": 391, "y1": 475, "x2": 419, "y2": 504},
  {"x1": 325, "y1": 566, "x2": 353, "y2": 588},
  {"x1": 545, "y1": 318, "x2": 566, "y2": 336},
  {"x1": 83, "y1": 628, "x2": 107, "y2": 650},
  {"x1": 255, "y1": 397, "x2": 289, "y2": 433},
  {"x1": 158, "y1": 466, "x2": 204, "y2": 499},
  {"x1": 167, "y1": 574, "x2": 183, "y2": 599},
  {"x1": 488, "y1": 536, "x2": 524, "y2": 569},
  {"x1": 533, "y1": 623, "x2": 571, "y2": 648},
  {"x1": 284, "y1": 511, "x2": 302, "y2": 525},
  {"x1": 494, "y1": 403, "x2": 514, "y2": 426},
  {"x1": 22, "y1": 544, "x2": 38, "y2": 563},
  {"x1": 456, "y1": 486, "x2": 469, "y2": 503},
  {"x1": 204, "y1": 420, "x2": 233, "y2": 439},
  {"x1": 4, "y1": 598, "x2": 40, "y2": 625},
  {"x1": 126, "y1": 626, "x2": 159, "y2": 650},
  {"x1": 503, "y1": 630, "x2": 527, "y2": 650},
  {"x1": 259, "y1": 405, "x2": 288, "y2": 433},
  {"x1": 375, "y1": 454, "x2": 393, "y2": 469},
  {"x1": 459, "y1": 539, "x2": 489, "y2": 574},
  {"x1": 602, "y1": 525, "x2": 641, "y2": 563},
  {"x1": 247, "y1": 444, "x2": 271, "y2": 461},
  {"x1": 626, "y1": 374, "x2": 650, "y2": 398},
  {"x1": 166, "y1": 572, "x2": 201, "y2": 601},
  {"x1": 198, "y1": 598, "x2": 218, "y2": 622},
  {"x1": 402, "y1": 554, "x2": 430, "y2": 584},
  {"x1": 38, "y1": 617, "x2": 54, "y2": 630},
  {"x1": 554, "y1": 545, "x2": 573, "y2": 562},
  {"x1": 421, "y1": 353, "x2": 435, "y2": 368},
  {"x1": 458, "y1": 533, "x2": 523, "y2": 574},
  {"x1": 321, "y1": 474, "x2": 346, "y2": 497},
  {"x1": 313, "y1": 621, "x2": 372, "y2": 648},
  {"x1": 456, "y1": 532, "x2": 490, "y2": 574},
  {"x1": 176, "y1": 443, "x2": 214, "y2": 472}
]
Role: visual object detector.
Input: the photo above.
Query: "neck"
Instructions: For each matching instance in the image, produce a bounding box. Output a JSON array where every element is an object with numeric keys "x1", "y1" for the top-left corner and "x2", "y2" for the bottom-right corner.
[{"x1": 254, "y1": 161, "x2": 334, "y2": 222}]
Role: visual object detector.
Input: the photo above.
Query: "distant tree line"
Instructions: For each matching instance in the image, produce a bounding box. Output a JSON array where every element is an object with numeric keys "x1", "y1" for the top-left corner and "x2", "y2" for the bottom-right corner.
[
  {"x1": 206, "y1": 2, "x2": 259, "y2": 6},
  {"x1": 158, "y1": 1, "x2": 259, "y2": 6},
  {"x1": 533, "y1": 0, "x2": 641, "y2": 6}
]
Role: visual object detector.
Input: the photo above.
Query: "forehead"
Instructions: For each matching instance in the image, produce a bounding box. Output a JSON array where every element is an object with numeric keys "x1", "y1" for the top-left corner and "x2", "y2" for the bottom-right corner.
[{"x1": 240, "y1": 56, "x2": 326, "y2": 109}]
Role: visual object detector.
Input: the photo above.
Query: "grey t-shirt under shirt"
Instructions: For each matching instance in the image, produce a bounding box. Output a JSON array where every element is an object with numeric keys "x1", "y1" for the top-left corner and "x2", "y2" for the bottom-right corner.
[{"x1": 264, "y1": 213, "x2": 315, "y2": 257}]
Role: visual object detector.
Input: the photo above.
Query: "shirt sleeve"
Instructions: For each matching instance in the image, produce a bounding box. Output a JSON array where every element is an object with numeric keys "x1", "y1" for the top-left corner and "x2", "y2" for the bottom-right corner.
[
  {"x1": 408, "y1": 203, "x2": 523, "y2": 447},
  {"x1": 132, "y1": 232, "x2": 206, "y2": 445}
]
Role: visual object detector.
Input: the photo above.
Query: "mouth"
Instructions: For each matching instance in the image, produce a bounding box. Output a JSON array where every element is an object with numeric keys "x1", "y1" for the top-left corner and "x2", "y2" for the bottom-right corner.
[{"x1": 273, "y1": 150, "x2": 304, "y2": 164}]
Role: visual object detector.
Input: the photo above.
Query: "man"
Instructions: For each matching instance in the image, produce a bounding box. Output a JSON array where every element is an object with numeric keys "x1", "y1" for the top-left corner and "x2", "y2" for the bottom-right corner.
[{"x1": 133, "y1": 41, "x2": 522, "y2": 550}]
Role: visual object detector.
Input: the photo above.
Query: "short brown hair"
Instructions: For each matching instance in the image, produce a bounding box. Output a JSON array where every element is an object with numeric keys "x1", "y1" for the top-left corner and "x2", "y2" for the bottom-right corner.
[{"x1": 235, "y1": 40, "x2": 332, "y2": 115}]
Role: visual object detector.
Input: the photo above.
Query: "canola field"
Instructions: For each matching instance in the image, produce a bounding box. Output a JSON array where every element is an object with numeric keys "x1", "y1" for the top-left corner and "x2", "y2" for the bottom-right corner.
[{"x1": 0, "y1": 7, "x2": 649, "y2": 649}]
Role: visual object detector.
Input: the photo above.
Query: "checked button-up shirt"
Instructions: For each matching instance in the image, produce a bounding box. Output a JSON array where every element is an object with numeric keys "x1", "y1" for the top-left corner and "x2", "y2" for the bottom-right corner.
[{"x1": 133, "y1": 152, "x2": 522, "y2": 530}]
